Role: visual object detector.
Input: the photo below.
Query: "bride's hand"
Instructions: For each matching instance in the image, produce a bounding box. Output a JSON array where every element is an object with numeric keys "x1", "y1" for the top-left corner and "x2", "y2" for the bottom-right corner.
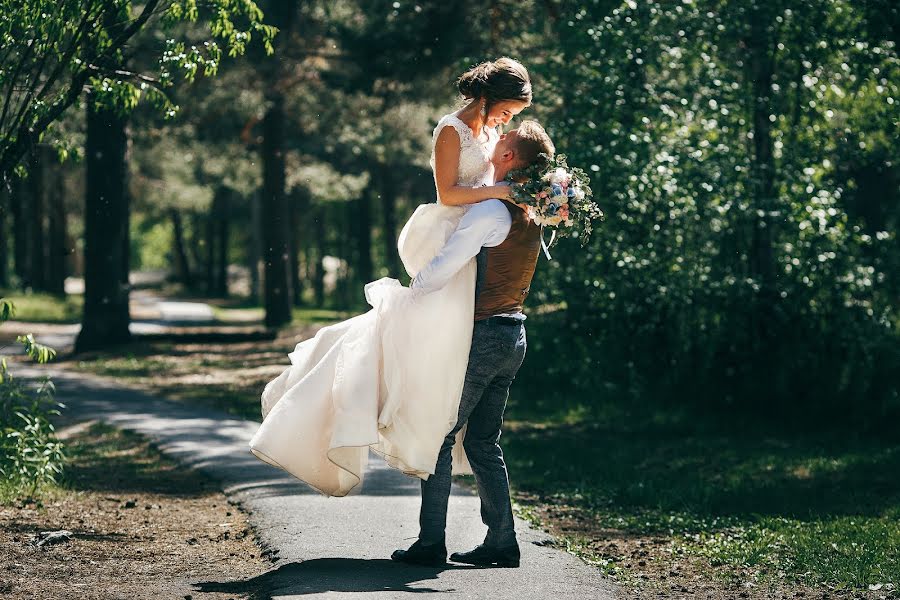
[{"x1": 491, "y1": 183, "x2": 515, "y2": 201}]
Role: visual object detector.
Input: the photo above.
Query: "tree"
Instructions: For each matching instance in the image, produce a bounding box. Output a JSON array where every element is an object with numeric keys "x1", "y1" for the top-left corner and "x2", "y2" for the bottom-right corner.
[
  {"x1": 0, "y1": 0, "x2": 274, "y2": 181},
  {"x1": 67, "y1": 1, "x2": 273, "y2": 351},
  {"x1": 76, "y1": 93, "x2": 131, "y2": 352}
]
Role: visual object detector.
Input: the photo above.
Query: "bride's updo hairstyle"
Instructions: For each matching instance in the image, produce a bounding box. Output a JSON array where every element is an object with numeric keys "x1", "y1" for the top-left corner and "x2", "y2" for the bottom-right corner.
[{"x1": 457, "y1": 57, "x2": 532, "y2": 108}]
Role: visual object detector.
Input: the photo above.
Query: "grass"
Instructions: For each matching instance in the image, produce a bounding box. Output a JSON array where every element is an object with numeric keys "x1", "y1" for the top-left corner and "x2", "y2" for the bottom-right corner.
[
  {"x1": 500, "y1": 405, "x2": 900, "y2": 591},
  {"x1": 0, "y1": 290, "x2": 82, "y2": 323}
]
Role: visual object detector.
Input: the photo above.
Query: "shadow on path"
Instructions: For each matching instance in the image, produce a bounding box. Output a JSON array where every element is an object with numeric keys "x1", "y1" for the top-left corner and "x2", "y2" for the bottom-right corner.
[{"x1": 194, "y1": 557, "x2": 476, "y2": 598}]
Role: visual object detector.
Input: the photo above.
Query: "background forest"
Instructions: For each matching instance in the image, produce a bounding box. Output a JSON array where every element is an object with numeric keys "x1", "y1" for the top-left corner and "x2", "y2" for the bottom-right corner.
[{"x1": 6, "y1": 0, "x2": 896, "y2": 425}]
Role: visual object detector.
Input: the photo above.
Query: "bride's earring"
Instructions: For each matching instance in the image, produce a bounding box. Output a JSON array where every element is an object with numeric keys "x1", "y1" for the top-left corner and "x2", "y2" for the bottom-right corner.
[{"x1": 480, "y1": 101, "x2": 487, "y2": 117}]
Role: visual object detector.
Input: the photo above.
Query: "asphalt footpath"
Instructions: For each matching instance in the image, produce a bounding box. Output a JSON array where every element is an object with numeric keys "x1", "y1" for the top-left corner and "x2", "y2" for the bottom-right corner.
[{"x1": 16, "y1": 364, "x2": 620, "y2": 600}]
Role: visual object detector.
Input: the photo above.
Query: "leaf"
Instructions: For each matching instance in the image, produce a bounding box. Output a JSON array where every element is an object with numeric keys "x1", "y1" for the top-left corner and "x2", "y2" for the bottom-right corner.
[{"x1": 15, "y1": 334, "x2": 57, "y2": 364}]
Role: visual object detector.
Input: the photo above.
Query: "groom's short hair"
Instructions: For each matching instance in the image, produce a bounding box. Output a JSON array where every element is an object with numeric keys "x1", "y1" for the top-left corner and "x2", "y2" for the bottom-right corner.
[{"x1": 513, "y1": 120, "x2": 555, "y2": 169}]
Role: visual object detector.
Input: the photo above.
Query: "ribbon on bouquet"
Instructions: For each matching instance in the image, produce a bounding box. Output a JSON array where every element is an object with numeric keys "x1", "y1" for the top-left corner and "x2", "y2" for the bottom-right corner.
[{"x1": 539, "y1": 226, "x2": 556, "y2": 261}]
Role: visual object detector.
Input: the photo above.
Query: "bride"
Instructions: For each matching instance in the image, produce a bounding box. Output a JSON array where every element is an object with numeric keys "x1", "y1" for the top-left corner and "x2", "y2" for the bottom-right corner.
[{"x1": 249, "y1": 57, "x2": 533, "y2": 496}]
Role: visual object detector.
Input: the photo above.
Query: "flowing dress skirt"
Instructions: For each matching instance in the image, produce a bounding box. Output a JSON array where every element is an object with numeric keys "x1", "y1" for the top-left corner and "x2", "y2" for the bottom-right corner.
[{"x1": 249, "y1": 203, "x2": 474, "y2": 496}]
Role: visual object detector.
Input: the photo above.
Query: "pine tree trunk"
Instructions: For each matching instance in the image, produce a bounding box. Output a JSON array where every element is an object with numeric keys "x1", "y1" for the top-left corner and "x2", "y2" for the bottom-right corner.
[
  {"x1": 9, "y1": 176, "x2": 27, "y2": 286},
  {"x1": 258, "y1": 0, "x2": 297, "y2": 323},
  {"x1": 248, "y1": 190, "x2": 261, "y2": 303},
  {"x1": 312, "y1": 204, "x2": 325, "y2": 307},
  {"x1": 75, "y1": 96, "x2": 131, "y2": 352},
  {"x1": 0, "y1": 187, "x2": 8, "y2": 288},
  {"x1": 288, "y1": 190, "x2": 301, "y2": 306},
  {"x1": 46, "y1": 155, "x2": 67, "y2": 296},
  {"x1": 205, "y1": 207, "x2": 215, "y2": 296},
  {"x1": 261, "y1": 92, "x2": 292, "y2": 327},
  {"x1": 380, "y1": 168, "x2": 400, "y2": 277},
  {"x1": 215, "y1": 187, "x2": 229, "y2": 297},
  {"x1": 352, "y1": 193, "x2": 373, "y2": 286},
  {"x1": 169, "y1": 208, "x2": 192, "y2": 286},
  {"x1": 26, "y1": 147, "x2": 46, "y2": 291}
]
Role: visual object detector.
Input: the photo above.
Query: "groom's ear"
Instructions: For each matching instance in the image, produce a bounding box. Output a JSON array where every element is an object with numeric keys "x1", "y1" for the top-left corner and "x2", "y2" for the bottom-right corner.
[{"x1": 500, "y1": 147, "x2": 516, "y2": 163}]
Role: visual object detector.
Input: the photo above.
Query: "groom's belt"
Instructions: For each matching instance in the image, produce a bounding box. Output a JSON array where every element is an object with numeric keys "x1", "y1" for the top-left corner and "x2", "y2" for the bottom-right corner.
[{"x1": 479, "y1": 314, "x2": 525, "y2": 327}]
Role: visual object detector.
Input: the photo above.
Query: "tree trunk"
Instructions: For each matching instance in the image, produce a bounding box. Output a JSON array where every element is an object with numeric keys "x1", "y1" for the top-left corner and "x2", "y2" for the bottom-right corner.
[
  {"x1": 75, "y1": 95, "x2": 131, "y2": 352},
  {"x1": 260, "y1": 92, "x2": 292, "y2": 327},
  {"x1": 352, "y1": 192, "x2": 373, "y2": 286},
  {"x1": 215, "y1": 186, "x2": 230, "y2": 297},
  {"x1": 205, "y1": 206, "x2": 215, "y2": 296},
  {"x1": 379, "y1": 168, "x2": 400, "y2": 277},
  {"x1": 46, "y1": 155, "x2": 67, "y2": 296},
  {"x1": 248, "y1": 190, "x2": 261, "y2": 303},
  {"x1": 9, "y1": 176, "x2": 27, "y2": 285},
  {"x1": 257, "y1": 0, "x2": 298, "y2": 324},
  {"x1": 288, "y1": 190, "x2": 301, "y2": 306},
  {"x1": 312, "y1": 204, "x2": 325, "y2": 307},
  {"x1": 187, "y1": 211, "x2": 204, "y2": 284},
  {"x1": 26, "y1": 147, "x2": 46, "y2": 291},
  {"x1": 169, "y1": 208, "x2": 192, "y2": 286},
  {"x1": 0, "y1": 186, "x2": 7, "y2": 288}
]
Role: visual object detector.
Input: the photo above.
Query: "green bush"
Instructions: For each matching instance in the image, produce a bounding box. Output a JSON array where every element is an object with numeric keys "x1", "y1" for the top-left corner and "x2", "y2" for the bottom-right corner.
[
  {"x1": 520, "y1": 0, "x2": 899, "y2": 428},
  {"x1": 0, "y1": 299, "x2": 64, "y2": 499}
]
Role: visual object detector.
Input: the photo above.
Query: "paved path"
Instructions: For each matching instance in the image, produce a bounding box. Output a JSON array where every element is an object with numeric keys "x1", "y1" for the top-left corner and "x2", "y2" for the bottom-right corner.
[{"x1": 15, "y1": 364, "x2": 619, "y2": 600}]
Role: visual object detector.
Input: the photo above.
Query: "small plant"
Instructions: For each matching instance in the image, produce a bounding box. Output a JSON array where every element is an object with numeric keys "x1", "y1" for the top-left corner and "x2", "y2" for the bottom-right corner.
[{"x1": 0, "y1": 298, "x2": 64, "y2": 500}]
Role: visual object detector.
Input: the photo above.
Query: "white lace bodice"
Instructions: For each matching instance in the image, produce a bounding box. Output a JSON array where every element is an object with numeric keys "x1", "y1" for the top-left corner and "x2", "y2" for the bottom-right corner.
[{"x1": 430, "y1": 111, "x2": 499, "y2": 193}]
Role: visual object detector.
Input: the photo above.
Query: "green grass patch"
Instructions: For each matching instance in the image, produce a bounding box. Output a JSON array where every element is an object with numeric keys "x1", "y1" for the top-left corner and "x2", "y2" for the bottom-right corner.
[
  {"x1": 0, "y1": 291, "x2": 82, "y2": 323},
  {"x1": 502, "y1": 413, "x2": 900, "y2": 590},
  {"x1": 679, "y1": 516, "x2": 900, "y2": 589}
]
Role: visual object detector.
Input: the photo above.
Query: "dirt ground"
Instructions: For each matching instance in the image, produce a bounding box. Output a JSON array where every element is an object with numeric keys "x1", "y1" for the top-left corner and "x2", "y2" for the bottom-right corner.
[{"x1": 0, "y1": 421, "x2": 271, "y2": 600}]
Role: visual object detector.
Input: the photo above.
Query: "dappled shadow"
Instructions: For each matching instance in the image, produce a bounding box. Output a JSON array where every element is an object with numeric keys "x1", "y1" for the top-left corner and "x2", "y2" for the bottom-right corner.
[
  {"x1": 505, "y1": 422, "x2": 900, "y2": 525},
  {"x1": 194, "y1": 558, "x2": 471, "y2": 597},
  {"x1": 59, "y1": 422, "x2": 225, "y2": 498}
]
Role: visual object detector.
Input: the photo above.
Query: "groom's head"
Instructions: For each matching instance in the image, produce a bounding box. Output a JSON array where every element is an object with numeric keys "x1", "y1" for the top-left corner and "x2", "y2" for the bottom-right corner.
[{"x1": 492, "y1": 120, "x2": 556, "y2": 181}]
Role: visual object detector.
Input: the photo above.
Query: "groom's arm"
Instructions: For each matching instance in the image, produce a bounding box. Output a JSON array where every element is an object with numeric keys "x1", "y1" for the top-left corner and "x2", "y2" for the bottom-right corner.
[{"x1": 411, "y1": 199, "x2": 512, "y2": 293}]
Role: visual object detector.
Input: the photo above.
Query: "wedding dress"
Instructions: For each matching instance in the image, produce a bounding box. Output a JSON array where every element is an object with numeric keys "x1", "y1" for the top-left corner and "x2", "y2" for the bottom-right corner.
[{"x1": 249, "y1": 111, "x2": 499, "y2": 496}]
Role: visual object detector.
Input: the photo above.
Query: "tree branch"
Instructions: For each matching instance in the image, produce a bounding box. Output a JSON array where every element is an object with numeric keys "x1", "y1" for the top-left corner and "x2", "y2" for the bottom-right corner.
[{"x1": 0, "y1": 0, "x2": 163, "y2": 177}]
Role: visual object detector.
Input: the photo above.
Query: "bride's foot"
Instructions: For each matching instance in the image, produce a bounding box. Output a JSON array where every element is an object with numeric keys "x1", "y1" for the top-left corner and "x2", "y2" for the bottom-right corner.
[{"x1": 391, "y1": 539, "x2": 447, "y2": 567}]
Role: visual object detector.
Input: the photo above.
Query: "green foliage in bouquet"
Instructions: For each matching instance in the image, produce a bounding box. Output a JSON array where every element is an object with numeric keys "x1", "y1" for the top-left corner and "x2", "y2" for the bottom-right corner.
[{"x1": 509, "y1": 154, "x2": 603, "y2": 246}]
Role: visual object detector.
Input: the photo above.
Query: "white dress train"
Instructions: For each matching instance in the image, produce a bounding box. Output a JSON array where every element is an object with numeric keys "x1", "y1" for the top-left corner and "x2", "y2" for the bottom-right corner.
[{"x1": 249, "y1": 204, "x2": 477, "y2": 496}]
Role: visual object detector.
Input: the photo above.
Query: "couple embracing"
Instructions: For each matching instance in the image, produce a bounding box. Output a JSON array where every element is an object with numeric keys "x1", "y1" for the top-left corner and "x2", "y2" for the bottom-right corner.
[{"x1": 249, "y1": 57, "x2": 555, "y2": 569}]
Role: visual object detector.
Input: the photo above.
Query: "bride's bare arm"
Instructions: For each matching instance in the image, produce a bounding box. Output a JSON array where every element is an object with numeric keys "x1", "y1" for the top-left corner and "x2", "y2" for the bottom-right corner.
[{"x1": 433, "y1": 127, "x2": 512, "y2": 206}]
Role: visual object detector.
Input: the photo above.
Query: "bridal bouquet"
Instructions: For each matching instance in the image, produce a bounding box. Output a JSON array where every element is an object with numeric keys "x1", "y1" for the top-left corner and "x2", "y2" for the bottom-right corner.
[{"x1": 509, "y1": 154, "x2": 603, "y2": 247}]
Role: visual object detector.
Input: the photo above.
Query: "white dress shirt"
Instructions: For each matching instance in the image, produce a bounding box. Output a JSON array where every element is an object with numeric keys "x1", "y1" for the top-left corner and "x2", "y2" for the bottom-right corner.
[{"x1": 410, "y1": 199, "x2": 512, "y2": 293}]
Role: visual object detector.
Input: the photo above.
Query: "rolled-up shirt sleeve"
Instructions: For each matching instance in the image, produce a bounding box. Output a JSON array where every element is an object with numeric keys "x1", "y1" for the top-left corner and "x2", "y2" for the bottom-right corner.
[{"x1": 410, "y1": 199, "x2": 512, "y2": 293}]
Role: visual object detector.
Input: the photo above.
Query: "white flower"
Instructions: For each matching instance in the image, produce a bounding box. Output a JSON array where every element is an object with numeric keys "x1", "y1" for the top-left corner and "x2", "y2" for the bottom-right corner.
[{"x1": 549, "y1": 168, "x2": 568, "y2": 184}]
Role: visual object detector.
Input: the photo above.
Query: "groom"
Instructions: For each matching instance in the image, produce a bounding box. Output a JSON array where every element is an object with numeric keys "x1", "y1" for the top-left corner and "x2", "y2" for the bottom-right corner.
[{"x1": 392, "y1": 120, "x2": 556, "y2": 568}]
